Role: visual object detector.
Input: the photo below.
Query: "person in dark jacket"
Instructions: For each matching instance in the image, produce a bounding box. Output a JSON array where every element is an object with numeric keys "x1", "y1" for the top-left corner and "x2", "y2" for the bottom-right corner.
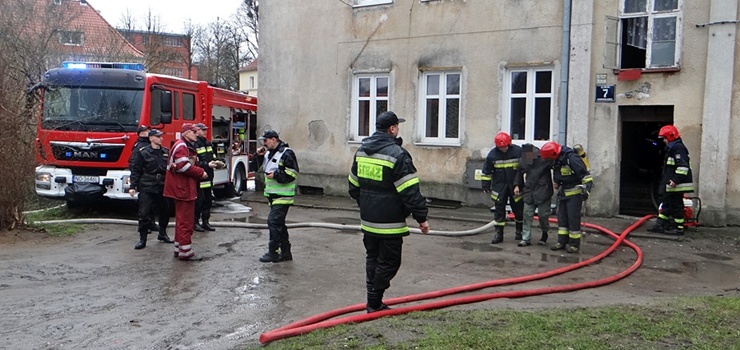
[
  {"x1": 349, "y1": 111, "x2": 430, "y2": 313},
  {"x1": 193, "y1": 123, "x2": 217, "y2": 232},
  {"x1": 540, "y1": 141, "x2": 593, "y2": 253},
  {"x1": 481, "y1": 131, "x2": 524, "y2": 244},
  {"x1": 129, "y1": 129, "x2": 172, "y2": 249},
  {"x1": 513, "y1": 144, "x2": 553, "y2": 246},
  {"x1": 129, "y1": 125, "x2": 158, "y2": 232},
  {"x1": 647, "y1": 125, "x2": 694, "y2": 235},
  {"x1": 254, "y1": 130, "x2": 299, "y2": 263}
]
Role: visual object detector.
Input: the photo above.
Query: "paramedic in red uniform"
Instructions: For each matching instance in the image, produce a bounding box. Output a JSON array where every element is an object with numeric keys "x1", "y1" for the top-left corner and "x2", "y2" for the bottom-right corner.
[{"x1": 164, "y1": 123, "x2": 207, "y2": 260}]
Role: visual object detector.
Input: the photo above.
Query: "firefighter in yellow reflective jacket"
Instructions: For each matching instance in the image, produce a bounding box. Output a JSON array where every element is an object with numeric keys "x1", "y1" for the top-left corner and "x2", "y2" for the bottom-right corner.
[
  {"x1": 255, "y1": 130, "x2": 299, "y2": 263},
  {"x1": 349, "y1": 111, "x2": 430, "y2": 313},
  {"x1": 481, "y1": 132, "x2": 524, "y2": 244},
  {"x1": 194, "y1": 123, "x2": 217, "y2": 232},
  {"x1": 540, "y1": 141, "x2": 593, "y2": 253}
]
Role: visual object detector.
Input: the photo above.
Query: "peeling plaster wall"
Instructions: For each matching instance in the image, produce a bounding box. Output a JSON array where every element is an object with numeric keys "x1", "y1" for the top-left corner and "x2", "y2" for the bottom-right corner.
[
  {"x1": 261, "y1": 0, "x2": 564, "y2": 203},
  {"x1": 262, "y1": 1, "x2": 740, "y2": 224}
]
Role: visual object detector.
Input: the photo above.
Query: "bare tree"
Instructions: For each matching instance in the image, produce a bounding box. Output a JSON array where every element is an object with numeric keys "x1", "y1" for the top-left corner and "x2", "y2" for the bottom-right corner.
[
  {"x1": 234, "y1": 0, "x2": 259, "y2": 59},
  {"x1": 0, "y1": 0, "x2": 78, "y2": 230}
]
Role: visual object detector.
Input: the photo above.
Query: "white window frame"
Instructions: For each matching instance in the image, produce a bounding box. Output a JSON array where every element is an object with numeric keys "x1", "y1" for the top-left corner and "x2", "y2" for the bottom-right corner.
[
  {"x1": 58, "y1": 31, "x2": 84, "y2": 46},
  {"x1": 350, "y1": 73, "x2": 390, "y2": 142},
  {"x1": 417, "y1": 70, "x2": 462, "y2": 146},
  {"x1": 614, "y1": 0, "x2": 683, "y2": 69},
  {"x1": 354, "y1": 0, "x2": 393, "y2": 7},
  {"x1": 501, "y1": 66, "x2": 555, "y2": 147}
]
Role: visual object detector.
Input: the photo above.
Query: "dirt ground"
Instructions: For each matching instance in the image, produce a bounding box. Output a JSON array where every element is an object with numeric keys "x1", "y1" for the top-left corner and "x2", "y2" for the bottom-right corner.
[{"x1": 1, "y1": 195, "x2": 739, "y2": 350}]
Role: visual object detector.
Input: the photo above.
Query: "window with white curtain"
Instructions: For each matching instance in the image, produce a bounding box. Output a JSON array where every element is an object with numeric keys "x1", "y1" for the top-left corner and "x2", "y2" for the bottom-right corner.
[
  {"x1": 418, "y1": 70, "x2": 461, "y2": 145},
  {"x1": 350, "y1": 74, "x2": 390, "y2": 141}
]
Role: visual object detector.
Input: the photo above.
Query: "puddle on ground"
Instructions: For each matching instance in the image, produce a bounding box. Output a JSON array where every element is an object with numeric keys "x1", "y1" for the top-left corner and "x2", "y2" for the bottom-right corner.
[
  {"x1": 681, "y1": 261, "x2": 739, "y2": 283},
  {"x1": 694, "y1": 252, "x2": 732, "y2": 261},
  {"x1": 458, "y1": 241, "x2": 503, "y2": 252},
  {"x1": 540, "y1": 253, "x2": 588, "y2": 264}
]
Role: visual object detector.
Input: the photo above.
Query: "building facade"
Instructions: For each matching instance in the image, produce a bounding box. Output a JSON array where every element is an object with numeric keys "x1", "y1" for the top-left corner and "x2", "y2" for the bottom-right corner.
[
  {"x1": 118, "y1": 29, "x2": 198, "y2": 80},
  {"x1": 259, "y1": 0, "x2": 740, "y2": 226},
  {"x1": 239, "y1": 58, "x2": 259, "y2": 97}
]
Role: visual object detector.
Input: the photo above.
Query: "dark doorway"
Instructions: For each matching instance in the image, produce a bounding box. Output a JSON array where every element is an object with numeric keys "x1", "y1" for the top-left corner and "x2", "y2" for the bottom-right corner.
[{"x1": 619, "y1": 106, "x2": 673, "y2": 216}]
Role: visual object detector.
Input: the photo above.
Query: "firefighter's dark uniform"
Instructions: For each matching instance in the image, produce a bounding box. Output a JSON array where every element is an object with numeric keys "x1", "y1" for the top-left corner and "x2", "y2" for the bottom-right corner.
[
  {"x1": 194, "y1": 135, "x2": 216, "y2": 231},
  {"x1": 256, "y1": 138, "x2": 299, "y2": 262},
  {"x1": 551, "y1": 145, "x2": 593, "y2": 253},
  {"x1": 130, "y1": 142, "x2": 171, "y2": 248},
  {"x1": 655, "y1": 138, "x2": 694, "y2": 234},
  {"x1": 481, "y1": 144, "x2": 524, "y2": 243},
  {"x1": 348, "y1": 129, "x2": 428, "y2": 312},
  {"x1": 129, "y1": 135, "x2": 158, "y2": 232}
]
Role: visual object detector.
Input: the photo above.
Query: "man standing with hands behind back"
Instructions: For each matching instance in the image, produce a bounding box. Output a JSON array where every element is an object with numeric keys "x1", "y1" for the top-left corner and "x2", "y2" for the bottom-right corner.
[{"x1": 349, "y1": 111, "x2": 430, "y2": 313}]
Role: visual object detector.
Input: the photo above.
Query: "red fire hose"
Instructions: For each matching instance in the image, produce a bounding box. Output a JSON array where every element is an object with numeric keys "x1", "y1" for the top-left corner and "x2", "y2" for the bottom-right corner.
[{"x1": 259, "y1": 215, "x2": 651, "y2": 344}]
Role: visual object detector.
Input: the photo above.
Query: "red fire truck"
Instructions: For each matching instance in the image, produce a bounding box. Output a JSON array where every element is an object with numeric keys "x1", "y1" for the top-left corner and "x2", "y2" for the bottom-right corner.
[{"x1": 33, "y1": 62, "x2": 257, "y2": 205}]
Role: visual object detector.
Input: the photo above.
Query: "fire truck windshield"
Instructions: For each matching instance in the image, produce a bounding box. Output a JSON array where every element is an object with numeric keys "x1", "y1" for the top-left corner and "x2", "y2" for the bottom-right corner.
[{"x1": 42, "y1": 87, "x2": 144, "y2": 132}]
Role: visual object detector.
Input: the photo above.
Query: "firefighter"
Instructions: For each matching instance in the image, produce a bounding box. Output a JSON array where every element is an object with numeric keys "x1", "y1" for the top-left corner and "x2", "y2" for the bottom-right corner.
[
  {"x1": 254, "y1": 130, "x2": 299, "y2": 263},
  {"x1": 129, "y1": 129, "x2": 172, "y2": 249},
  {"x1": 481, "y1": 131, "x2": 524, "y2": 244},
  {"x1": 129, "y1": 125, "x2": 158, "y2": 233},
  {"x1": 193, "y1": 123, "x2": 217, "y2": 232},
  {"x1": 540, "y1": 141, "x2": 593, "y2": 253},
  {"x1": 348, "y1": 111, "x2": 430, "y2": 313},
  {"x1": 647, "y1": 125, "x2": 694, "y2": 235},
  {"x1": 164, "y1": 123, "x2": 207, "y2": 261}
]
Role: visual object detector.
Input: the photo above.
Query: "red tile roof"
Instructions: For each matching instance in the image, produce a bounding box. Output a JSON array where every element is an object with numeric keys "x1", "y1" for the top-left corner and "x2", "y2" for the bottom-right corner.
[
  {"x1": 239, "y1": 58, "x2": 258, "y2": 72},
  {"x1": 45, "y1": 0, "x2": 143, "y2": 60}
]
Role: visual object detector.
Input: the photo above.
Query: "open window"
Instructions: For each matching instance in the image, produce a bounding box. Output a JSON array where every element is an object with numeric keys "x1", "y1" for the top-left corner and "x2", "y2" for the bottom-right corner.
[{"x1": 605, "y1": 0, "x2": 682, "y2": 70}]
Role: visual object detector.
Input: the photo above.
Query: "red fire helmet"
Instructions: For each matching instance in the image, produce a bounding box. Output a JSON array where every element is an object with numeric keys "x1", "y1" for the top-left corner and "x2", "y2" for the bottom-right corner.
[
  {"x1": 658, "y1": 125, "x2": 680, "y2": 142},
  {"x1": 494, "y1": 132, "x2": 512, "y2": 148},
  {"x1": 540, "y1": 141, "x2": 561, "y2": 160}
]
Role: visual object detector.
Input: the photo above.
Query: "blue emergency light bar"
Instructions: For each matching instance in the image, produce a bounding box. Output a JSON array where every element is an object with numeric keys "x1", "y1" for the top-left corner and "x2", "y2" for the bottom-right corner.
[{"x1": 62, "y1": 62, "x2": 145, "y2": 71}]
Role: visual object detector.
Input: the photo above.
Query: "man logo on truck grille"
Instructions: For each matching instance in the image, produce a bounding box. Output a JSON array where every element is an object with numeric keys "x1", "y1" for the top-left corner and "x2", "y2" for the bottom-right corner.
[{"x1": 71, "y1": 151, "x2": 99, "y2": 159}]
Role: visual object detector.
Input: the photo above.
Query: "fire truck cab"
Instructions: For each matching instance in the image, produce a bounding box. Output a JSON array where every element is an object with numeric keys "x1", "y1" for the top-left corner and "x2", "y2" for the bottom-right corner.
[{"x1": 34, "y1": 62, "x2": 257, "y2": 205}]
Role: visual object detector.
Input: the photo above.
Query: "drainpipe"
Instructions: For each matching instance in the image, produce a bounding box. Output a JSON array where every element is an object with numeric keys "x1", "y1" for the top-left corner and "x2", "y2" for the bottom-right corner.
[{"x1": 558, "y1": 0, "x2": 572, "y2": 145}]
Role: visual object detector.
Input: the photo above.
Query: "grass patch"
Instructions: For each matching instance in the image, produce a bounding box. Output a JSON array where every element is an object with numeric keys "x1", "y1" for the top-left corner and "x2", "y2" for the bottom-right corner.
[
  {"x1": 253, "y1": 296, "x2": 740, "y2": 350},
  {"x1": 24, "y1": 206, "x2": 84, "y2": 236}
]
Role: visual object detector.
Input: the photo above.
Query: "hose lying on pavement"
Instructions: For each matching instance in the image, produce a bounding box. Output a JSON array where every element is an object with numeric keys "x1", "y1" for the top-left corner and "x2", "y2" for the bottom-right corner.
[
  {"x1": 258, "y1": 215, "x2": 650, "y2": 344},
  {"x1": 29, "y1": 218, "x2": 497, "y2": 237}
]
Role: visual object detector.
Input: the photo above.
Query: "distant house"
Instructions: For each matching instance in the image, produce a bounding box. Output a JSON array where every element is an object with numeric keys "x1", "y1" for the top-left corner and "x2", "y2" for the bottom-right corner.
[
  {"x1": 238, "y1": 58, "x2": 258, "y2": 97},
  {"x1": 45, "y1": 0, "x2": 143, "y2": 62},
  {"x1": 118, "y1": 29, "x2": 198, "y2": 80}
]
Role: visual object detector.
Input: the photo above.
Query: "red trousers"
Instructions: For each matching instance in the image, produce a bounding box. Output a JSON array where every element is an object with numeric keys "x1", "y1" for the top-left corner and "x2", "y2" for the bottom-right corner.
[{"x1": 174, "y1": 199, "x2": 196, "y2": 258}]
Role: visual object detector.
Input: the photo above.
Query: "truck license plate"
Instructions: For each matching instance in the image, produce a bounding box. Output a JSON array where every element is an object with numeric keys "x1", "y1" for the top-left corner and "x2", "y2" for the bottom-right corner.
[{"x1": 73, "y1": 175, "x2": 99, "y2": 183}]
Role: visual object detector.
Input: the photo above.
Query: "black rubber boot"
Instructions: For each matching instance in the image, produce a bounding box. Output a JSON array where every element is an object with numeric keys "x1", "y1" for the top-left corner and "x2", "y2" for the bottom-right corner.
[
  {"x1": 279, "y1": 243, "x2": 292, "y2": 261},
  {"x1": 194, "y1": 223, "x2": 205, "y2": 232},
  {"x1": 491, "y1": 226, "x2": 504, "y2": 244},
  {"x1": 567, "y1": 237, "x2": 581, "y2": 253},
  {"x1": 647, "y1": 218, "x2": 668, "y2": 233},
  {"x1": 367, "y1": 289, "x2": 389, "y2": 313},
  {"x1": 134, "y1": 232, "x2": 147, "y2": 250},
  {"x1": 157, "y1": 232, "x2": 173, "y2": 243},
  {"x1": 259, "y1": 251, "x2": 280, "y2": 263},
  {"x1": 202, "y1": 219, "x2": 216, "y2": 231},
  {"x1": 551, "y1": 233, "x2": 568, "y2": 251}
]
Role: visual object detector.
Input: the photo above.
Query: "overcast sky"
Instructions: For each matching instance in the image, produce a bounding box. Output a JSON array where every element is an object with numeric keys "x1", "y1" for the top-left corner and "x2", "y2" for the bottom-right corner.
[{"x1": 87, "y1": 0, "x2": 244, "y2": 33}]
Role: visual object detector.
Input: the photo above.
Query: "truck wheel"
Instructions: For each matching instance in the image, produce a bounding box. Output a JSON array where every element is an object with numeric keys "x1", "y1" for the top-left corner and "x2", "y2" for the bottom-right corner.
[{"x1": 232, "y1": 165, "x2": 245, "y2": 197}]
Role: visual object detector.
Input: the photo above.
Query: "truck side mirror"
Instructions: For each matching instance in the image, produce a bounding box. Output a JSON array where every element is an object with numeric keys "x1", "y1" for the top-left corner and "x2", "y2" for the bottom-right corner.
[{"x1": 160, "y1": 90, "x2": 172, "y2": 124}]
